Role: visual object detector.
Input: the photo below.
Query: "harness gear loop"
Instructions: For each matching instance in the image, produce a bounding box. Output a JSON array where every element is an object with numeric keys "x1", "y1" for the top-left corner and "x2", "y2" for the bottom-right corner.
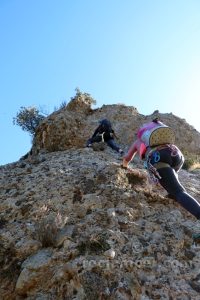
[{"x1": 144, "y1": 144, "x2": 170, "y2": 183}]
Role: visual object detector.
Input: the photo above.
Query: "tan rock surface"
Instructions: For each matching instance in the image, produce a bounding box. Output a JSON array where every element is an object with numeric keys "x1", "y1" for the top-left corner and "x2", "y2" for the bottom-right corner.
[
  {"x1": 31, "y1": 96, "x2": 200, "y2": 156},
  {"x1": 0, "y1": 98, "x2": 200, "y2": 299}
]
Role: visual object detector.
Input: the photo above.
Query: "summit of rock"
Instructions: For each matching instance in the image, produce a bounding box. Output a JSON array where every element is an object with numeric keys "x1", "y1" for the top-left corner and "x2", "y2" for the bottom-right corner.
[{"x1": 31, "y1": 96, "x2": 200, "y2": 156}]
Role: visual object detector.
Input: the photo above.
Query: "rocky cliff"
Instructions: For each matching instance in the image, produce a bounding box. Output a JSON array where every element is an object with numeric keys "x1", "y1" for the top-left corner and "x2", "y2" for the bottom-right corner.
[
  {"x1": 0, "y1": 96, "x2": 200, "y2": 299},
  {"x1": 31, "y1": 94, "x2": 200, "y2": 156}
]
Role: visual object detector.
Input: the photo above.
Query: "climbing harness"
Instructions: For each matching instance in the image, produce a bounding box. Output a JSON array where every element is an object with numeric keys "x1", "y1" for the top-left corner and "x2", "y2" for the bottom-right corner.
[
  {"x1": 144, "y1": 144, "x2": 180, "y2": 183},
  {"x1": 144, "y1": 145, "x2": 168, "y2": 183},
  {"x1": 144, "y1": 160, "x2": 161, "y2": 184}
]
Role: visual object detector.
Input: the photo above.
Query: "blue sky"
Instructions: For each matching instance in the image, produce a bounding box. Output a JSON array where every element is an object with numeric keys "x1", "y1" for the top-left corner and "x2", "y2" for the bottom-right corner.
[{"x1": 1, "y1": 0, "x2": 200, "y2": 165}]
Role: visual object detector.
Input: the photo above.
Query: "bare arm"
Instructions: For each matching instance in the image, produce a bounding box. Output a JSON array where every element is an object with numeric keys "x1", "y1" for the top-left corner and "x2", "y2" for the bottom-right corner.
[{"x1": 122, "y1": 140, "x2": 138, "y2": 168}]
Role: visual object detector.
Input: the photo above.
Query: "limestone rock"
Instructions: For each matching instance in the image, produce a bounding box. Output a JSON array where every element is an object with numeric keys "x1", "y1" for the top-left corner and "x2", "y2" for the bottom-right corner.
[
  {"x1": 30, "y1": 97, "x2": 200, "y2": 156},
  {"x1": 0, "y1": 101, "x2": 200, "y2": 299}
]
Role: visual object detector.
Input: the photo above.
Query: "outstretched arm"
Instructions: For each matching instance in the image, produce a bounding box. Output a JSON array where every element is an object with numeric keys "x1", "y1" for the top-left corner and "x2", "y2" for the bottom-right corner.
[
  {"x1": 91, "y1": 126, "x2": 100, "y2": 138},
  {"x1": 122, "y1": 140, "x2": 138, "y2": 168},
  {"x1": 112, "y1": 130, "x2": 118, "y2": 139}
]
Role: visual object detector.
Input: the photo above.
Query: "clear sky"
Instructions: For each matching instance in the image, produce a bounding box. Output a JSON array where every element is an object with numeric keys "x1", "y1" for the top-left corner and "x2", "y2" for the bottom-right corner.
[{"x1": 1, "y1": 0, "x2": 200, "y2": 165}]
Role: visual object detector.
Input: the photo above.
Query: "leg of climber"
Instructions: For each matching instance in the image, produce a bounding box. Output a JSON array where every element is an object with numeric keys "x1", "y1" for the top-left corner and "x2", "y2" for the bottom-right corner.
[
  {"x1": 157, "y1": 167, "x2": 200, "y2": 220},
  {"x1": 106, "y1": 139, "x2": 124, "y2": 154},
  {"x1": 86, "y1": 138, "x2": 93, "y2": 147}
]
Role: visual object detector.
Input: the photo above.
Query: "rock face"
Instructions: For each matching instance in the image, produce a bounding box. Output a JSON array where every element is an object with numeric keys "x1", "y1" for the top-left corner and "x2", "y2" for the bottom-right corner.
[
  {"x1": 1, "y1": 97, "x2": 200, "y2": 299},
  {"x1": 32, "y1": 97, "x2": 200, "y2": 156}
]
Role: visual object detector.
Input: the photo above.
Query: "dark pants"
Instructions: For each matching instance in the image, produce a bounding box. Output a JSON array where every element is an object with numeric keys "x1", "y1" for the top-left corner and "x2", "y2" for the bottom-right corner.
[
  {"x1": 106, "y1": 139, "x2": 121, "y2": 152},
  {"x1": 158, "y1": 167, "x2": 200, "y2": 219},
  {"x1": 150, "y1": 145, "x2": 200, "y2": 219}
]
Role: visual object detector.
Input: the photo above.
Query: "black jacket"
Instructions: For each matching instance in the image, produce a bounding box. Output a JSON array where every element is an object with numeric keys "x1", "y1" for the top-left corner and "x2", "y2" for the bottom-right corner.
[{"x1": 92, "y1": 124, "x2": 115, "y2": 141}]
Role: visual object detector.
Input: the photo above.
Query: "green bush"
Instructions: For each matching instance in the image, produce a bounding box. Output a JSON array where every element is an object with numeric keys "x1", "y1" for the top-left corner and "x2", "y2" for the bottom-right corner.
[
  {"x1": 68, "y1": 87, "x2": 96, "y2": 107},
  {"x1": 182, "y1": 153, "x2": 200, "y2": 171},
  {"x1": 13, "y1": 106, "x2": 46, "y2": 135}
]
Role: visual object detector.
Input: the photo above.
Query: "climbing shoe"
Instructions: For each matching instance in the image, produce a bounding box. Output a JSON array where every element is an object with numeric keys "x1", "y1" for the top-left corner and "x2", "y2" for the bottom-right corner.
[{"x1": 119, "y1": 149, "x2": 124, "y2": 156}]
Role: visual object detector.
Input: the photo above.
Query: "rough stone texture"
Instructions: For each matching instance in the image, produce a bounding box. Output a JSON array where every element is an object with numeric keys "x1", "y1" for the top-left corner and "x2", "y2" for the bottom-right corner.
[
  {"x1": 0, "y1": 98, "x2": 200, "y2": 299},
  {"x1": 31, "y1": 97, "x2": 200, "y2": 156}
]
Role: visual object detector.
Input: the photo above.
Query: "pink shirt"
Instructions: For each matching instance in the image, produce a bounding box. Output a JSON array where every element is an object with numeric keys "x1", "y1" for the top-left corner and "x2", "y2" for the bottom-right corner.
[
  {"x1": 124, "y1": 121, "x2": 164, "y2": 163},
  {"x1": 137, "y1": 121, "x2": 162, "y2": 140}
]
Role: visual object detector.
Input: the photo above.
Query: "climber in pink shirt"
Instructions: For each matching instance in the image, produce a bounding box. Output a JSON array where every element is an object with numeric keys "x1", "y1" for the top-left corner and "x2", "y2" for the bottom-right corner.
[
  {"x1": 123, "y1": 119, "x2": 167, "y2": 165},
  {"x1": 122, "y1": 118, "x2": 200, "y2": 231}
]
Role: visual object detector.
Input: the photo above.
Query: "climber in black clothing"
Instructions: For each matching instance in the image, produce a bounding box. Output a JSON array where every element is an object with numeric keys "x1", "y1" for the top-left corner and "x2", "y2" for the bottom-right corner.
[{"x1": 86, "y1": 119, "x2": 124, "y2": 154}]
